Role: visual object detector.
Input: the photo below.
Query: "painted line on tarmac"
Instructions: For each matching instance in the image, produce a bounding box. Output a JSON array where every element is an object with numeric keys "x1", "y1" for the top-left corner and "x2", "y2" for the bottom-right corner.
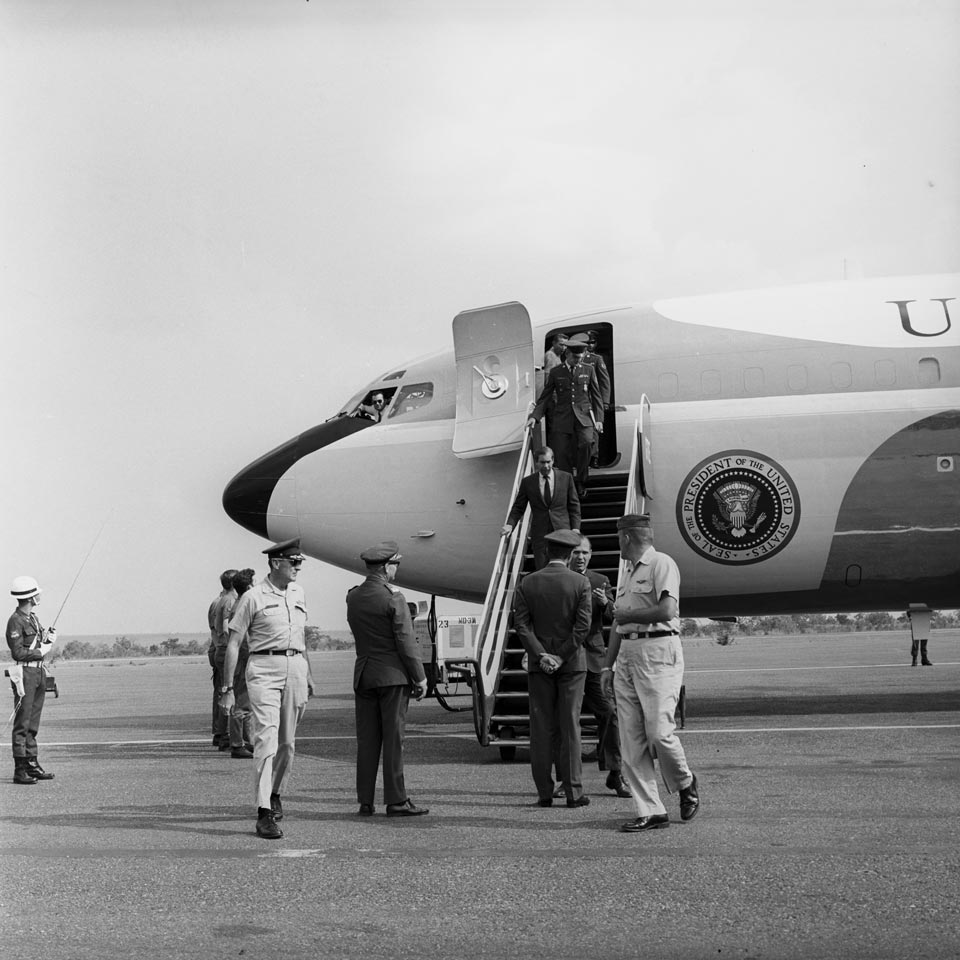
[
  {"x1": 688, "y1": 661, "x2": 959, "y2": 674},
  {"x1": 39, "y1": 722, "x2": 960, "y2": 749},
  {"x1": 0, "y1": 841, "x2": 948, "y2": 860}
]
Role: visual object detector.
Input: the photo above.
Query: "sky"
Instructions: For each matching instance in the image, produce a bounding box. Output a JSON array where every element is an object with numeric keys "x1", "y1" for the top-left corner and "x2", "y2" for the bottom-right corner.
[{"x1": 2, "y1": 0, "x2": 958, "y2": 636}]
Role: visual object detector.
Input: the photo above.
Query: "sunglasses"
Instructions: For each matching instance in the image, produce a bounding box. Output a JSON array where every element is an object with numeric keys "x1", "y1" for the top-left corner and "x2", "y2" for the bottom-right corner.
[{"x1": 278, "y1": 556, "x2": 305, "y2": 567}]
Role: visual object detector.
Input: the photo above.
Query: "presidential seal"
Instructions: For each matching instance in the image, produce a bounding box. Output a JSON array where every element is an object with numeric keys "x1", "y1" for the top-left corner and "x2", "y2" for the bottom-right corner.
[{"x1": 676, "y1": 451, "x2": 800, "y2": 565}]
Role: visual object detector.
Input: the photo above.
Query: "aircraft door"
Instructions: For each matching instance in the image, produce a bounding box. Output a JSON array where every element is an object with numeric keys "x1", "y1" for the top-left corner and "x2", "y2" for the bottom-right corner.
[{"x1": 451, "y1": 302, "x2": 536, "y2": 459}]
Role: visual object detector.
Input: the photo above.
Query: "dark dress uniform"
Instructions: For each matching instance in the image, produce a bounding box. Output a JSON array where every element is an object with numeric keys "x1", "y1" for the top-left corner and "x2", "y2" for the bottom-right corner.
[
  {"x1": 581, "y1": 570, "x2": 623, "y2": 776},
  {"x1": 6, "y1": 608, "x2": 49, "y2": 781},
  {"x1": 347, "y1": 568, "x2": 426, "y2": 809},
  {"x1": 513, "y1": 537, "x2": 592, "y2": 804},
  {"x1": 531, "y1": 359, "x2": 603, "y2": 490}
]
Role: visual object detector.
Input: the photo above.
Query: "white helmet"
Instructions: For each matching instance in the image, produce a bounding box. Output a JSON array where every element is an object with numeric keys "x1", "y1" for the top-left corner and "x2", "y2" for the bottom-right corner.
[{"x1": 10, "y1": 576, "x2": 41, "y2": 600}]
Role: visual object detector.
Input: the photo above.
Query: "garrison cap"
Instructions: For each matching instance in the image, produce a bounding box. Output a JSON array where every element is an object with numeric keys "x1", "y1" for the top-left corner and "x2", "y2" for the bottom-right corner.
[
  {"x1": 617, "y1": 513, "x2": 653, "y2": 530},
  {"x1": 544, "y1": 529, "x2": 582, "y2": 548},
  {"x1": 360, "y1": 540, "x2": 402, "y2": 564},
  {"x1": 262, "y1": 537, "x2": 302, "y2": 558}
]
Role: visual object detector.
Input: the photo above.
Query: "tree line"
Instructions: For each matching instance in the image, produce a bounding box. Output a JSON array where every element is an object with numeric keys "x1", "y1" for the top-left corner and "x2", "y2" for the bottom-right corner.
[
  {"x1": 50, "y1": 626, "x2": 353, "y2": 662},
  {"x1": 682, "y1": 610, "x2": 959, "y2": 640}
]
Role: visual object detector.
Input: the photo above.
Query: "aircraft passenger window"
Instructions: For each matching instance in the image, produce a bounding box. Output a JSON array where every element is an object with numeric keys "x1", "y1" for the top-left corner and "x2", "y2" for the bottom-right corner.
[
  {"x1": 658, "y1": 372, "x2": 678, "y2": 399},
  {"x1": 874, "y1": 360, "x2": 896, "y2": 387},
  {"x1": 787, "y1": 364, "x2": 808, "y2": 392},
  {"x1": 743, "y1": 367, "x2": 764, "y2": 394},
  {"x1": 830, "y1": 362, "x2": 852, "y2": 389},
  {"x1": 918, "y1": 357, "x2": 941, "y2": 386},
  {"x1": 388, "y1": 382, "x2": 434, "y2": 419},
  {"x1": 701, "y1": 370, "x2": 721, "y2": 397}
]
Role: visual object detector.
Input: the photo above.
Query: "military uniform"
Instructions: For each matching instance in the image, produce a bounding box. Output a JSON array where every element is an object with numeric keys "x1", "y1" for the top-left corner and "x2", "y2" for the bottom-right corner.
[
  {"x1": 580, "y1": 569, "x2": 624, "y2": 780},
  {"x1": 347, "y1": 541, "x2": 427, "y2": 815},
  {"x1": 611, "y1": 516, "x2": 697, "y2": 825},
  {"x1": 227, "y1": 556, "x2": 309, "y2": 816},
  {"x1": 512, "y1": 530, "x2": 592, "y2": 805},
  {"x1": 208, "y1": 593, "x2": 225, "y2": 745},
  {"x1": 6, "y1": 577, "x2": 55, "y2": 784},
  {"x1": 6, "y1": 609, "x2": 47, "y2": 771},
  {"x1": 217, "y1": 588, "x2": 253, "y2": 756},
  {"x1": 531, "y1": 357, "x2": 602, "y2": 492}
]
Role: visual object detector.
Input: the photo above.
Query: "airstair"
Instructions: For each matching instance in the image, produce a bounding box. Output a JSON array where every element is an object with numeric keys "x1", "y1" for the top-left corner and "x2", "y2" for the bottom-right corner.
[{"x1": 452, "y1": 402, "x2": 651, "y2": 759}]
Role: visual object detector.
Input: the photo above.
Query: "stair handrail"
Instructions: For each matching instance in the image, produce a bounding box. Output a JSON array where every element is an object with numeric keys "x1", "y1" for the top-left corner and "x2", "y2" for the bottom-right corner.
[{"x1": 472, "y1": 417, "x2": 535, "y2": 708}]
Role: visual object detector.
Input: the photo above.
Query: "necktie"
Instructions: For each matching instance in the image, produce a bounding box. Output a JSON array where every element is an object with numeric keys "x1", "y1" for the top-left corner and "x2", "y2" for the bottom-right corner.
[{"x1": 543, "y1": 476, "x2": 551, "y2": 505}]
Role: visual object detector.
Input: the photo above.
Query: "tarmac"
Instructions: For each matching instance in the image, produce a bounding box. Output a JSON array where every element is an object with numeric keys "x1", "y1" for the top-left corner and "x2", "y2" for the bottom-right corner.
[{"x1": 1, "y1": 630, "x2": 958, "y2": 960}]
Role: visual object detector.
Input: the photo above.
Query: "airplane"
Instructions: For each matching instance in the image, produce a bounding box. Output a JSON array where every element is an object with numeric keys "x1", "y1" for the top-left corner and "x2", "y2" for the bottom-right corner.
[{"x1": 223, "y1": 273, "x2": 958, "y2": 748}]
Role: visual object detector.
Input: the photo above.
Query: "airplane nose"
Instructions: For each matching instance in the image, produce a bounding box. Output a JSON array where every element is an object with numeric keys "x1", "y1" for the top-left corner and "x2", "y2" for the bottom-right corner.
[{"x1": 222, "y1": 415, "x2": 373, "y2": 538}]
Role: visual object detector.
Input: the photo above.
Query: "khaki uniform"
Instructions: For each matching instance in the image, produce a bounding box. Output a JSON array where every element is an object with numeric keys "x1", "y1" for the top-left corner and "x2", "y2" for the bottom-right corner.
[
  {"x1": 229, "y1": 578, "x2": 309, "y2": 809},
  {"x1": 613, "y1": 546, "x2": 692, "y2": 817}
]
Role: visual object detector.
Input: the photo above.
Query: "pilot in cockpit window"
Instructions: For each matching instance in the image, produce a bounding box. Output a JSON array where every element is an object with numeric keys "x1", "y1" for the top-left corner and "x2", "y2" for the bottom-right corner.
[{"x1": 354, "y1": 391, "x2": 387, "y2": 423}]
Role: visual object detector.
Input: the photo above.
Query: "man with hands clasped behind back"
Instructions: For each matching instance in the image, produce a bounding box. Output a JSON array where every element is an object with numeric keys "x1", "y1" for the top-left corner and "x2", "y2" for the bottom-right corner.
[{"x1": 513, "y1": 529, "x2": 592, "y2": 808}]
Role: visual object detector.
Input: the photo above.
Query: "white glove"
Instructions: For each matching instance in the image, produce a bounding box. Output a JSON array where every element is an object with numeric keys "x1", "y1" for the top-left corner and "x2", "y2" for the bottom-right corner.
[
  {"x1": 39, "y1": 641, "x2": 55, "y2": 659},
  {"x1": 44, "y1": 628, "x2": 57, "y2": 644},
  {"x1": 7, "y1": 663, "x2": 25, "y2": 697}
]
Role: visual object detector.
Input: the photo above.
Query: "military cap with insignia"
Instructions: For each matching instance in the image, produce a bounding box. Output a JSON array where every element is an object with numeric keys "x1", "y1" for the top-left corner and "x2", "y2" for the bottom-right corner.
[
  {"x1": 360, "y1": 540, "x2": 403, "y2": 564},
  {"x1": 564, "y1": 338, "x2": 587, "y2": 352},
  {"x1": 544, "y1": 529, "x2": 583, "y2": 548},
  {"x1": 262, "y1": 537, "x2": 303, "y2": 558},
  {"x1": 617, "y1": 513, "x2": 653, "y2": 530}
]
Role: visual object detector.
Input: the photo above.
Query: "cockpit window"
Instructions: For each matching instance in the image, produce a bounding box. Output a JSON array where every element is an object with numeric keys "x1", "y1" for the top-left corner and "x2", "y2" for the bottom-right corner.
[
  {"x1": 382, "y1": 369, "x2": 407, "y2": 381},
  {"x1": 387, "y1": 382, "x2": 433, "y2": 419}
]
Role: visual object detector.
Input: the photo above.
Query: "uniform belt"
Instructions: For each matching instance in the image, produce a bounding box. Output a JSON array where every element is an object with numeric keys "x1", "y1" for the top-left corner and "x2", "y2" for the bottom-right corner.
[
  {"x1": 18, "y1": 661, "x2": 43, "y2": 668},
  {"x1": 249, "y1": 649, "x2": 302, "y2": 657},
  {"x1": 619, "y1": 630, "x2": 678, "y2": 640}
]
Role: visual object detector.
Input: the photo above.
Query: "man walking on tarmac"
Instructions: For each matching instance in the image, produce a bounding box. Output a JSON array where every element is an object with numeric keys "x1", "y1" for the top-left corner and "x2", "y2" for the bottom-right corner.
[
  {"x1": 220, "y1": 538, "x2": 315, "y2": 840},
  {"x1": 601, "y1": 514, "x2": 700, "y2": 832},
  {"x1": 6, "y1": 576, "x2": 57, "y2": 784}
]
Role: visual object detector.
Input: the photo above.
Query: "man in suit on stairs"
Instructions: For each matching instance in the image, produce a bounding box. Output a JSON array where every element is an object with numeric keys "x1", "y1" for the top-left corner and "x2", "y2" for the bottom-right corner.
[{"x1": 501, "y1": 447, "x2": 581, "y2": 570}]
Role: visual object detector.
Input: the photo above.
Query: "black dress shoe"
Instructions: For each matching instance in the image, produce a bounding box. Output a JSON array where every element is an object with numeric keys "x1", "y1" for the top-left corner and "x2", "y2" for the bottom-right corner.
[
  {"x1": 679, "y1": 774, "x2": 700, "y2": 821},
  {"x1": 620, "y1": 813, "x2": 669, "y2": 832},
  {"x1": 357, "y1": 803, "x2": 375, "y2": 816},
  {"x1": 605, "y1": 771, "x2": 631, "y2": 798},
  {"x1": 566, "y1": 795, "x2": 590, "y2": 807},
  {"x1": 529, "y1": 798, "x2": 553, "y2": 807},
  {"x1": 256, "y1": 811, "x2": 283, "y2": 840},
  {"x1": 270, "y1": 793, "x2": 283, "y2": 822},
  {"x1": 230, "y1": 746, "x2": 253, "y2": 759},
  {"x1": 386, "y1": 799, "x2": 428, "y2": 817},
  {"x1": 26, "y1": 762, "x2": 54, "y2": 781}
]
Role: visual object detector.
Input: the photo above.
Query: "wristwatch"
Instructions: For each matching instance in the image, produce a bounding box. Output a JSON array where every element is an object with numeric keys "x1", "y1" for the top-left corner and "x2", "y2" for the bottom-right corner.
[{"x1": 220, "y1": 685, "x2": 234, "y2": 695}]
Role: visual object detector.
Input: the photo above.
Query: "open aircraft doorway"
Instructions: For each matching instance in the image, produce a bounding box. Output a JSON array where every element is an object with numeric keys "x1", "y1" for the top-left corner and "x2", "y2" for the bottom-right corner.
[{"x1": 541, "y1": 321, "x2": 619, "y2": 468}]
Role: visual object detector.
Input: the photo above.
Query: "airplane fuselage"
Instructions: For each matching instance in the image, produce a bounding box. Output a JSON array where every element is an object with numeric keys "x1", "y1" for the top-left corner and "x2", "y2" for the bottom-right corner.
[{"x1": 223, "y1": 275, "x2": 960, "y2": 616}]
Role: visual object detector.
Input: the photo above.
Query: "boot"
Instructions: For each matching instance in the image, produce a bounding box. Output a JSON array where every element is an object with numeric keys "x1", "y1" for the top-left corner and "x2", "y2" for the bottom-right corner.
[
  {"x1": 910, "y1": 641, "x2": 918, "y2": 666},
  {"x1": 25, "y1": 759, "x2": 54, "y2": 780},
  {"x1": 920, "y1": 640, "x2": 932, "y2": 666},
  {"x1": 13, "y1": 758, "x2": 37, "y2": 785}
]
